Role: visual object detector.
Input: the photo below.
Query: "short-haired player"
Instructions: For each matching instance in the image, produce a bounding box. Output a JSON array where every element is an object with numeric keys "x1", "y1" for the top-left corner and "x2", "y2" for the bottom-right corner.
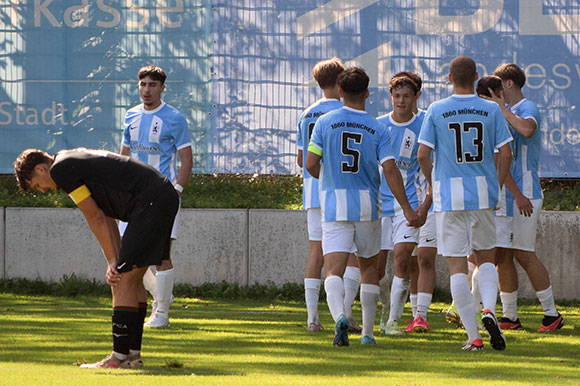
[
  {"x1": 375, "y1": 75, "x2": 432, "y2": 335},
  {"x1": 484, "y1": 63, "x2": 564, "y2": 332},
  {"x1": 307, "y1": 67, "x2": 421, "y2": 346},
  {"x1": 119, "y1": 65, "x2": 193, "y2": 328},
  {"x1": 14, "y1": 148, "x2": 179, "y2": 368},
  {"x1": 418, "y1": 56, "x2": 512, "y2": 351},
  {"x1": 297, "y1": 58, "x2": 363, "y2": 333}
]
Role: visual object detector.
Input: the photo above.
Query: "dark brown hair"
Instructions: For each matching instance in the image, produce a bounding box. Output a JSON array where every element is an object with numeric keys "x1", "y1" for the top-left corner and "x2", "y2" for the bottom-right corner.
[
  {"x1": 494, "y1": 63, "x2": 526, "y2": 89},
  {"x1": 14, "y1": 149, "x2": 52, "y2": 192},
  {"x1": 312, "y1": 57, "x2": 345, "y2": 89},
  {"x1": 389, "y1": 76, "x2": 419, "y2": 94},
  {"x1": 393, "y1": 71, "x2": 422, "y2": 91},
  {"x1": 337, "y1": 67, "x2": 369, "y2": 97},
  {"x1": 138, "y1": 65, "x2": 167, "y2": 84},
  {"x1": 476, "y1": 75, "x2": 503, "y2": 97}
]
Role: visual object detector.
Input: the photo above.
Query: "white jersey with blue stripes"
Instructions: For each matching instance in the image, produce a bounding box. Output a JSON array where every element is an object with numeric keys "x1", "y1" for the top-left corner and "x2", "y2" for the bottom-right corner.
[
  {"x1": 509, "y1": 98, "x2": 543, "y2": 200},
  {"x1": 419, "y1": 94, "x2": 513, "y2": 212},
  {"x1": 377, "y1": 112, "x2": 423, "y2": 216},
  {"x1": 297, "y1": 98, "x2": 343, "y2": 210},
  {"x1": 310, "y1": 106, "x2": 394, "y2": 222},
  {"x1": 123, "y1": 102, "x2": 192, "y2": 184}
]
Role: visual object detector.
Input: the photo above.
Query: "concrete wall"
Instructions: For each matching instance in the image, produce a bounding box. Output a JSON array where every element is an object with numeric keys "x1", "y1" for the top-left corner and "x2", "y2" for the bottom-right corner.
[{"x1": 2, "y1": 208, "x2": 579, "y2": 299}]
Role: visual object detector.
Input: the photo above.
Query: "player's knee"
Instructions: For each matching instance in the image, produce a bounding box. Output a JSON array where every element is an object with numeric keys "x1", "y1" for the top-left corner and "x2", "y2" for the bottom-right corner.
[{"x1": 418, "y1": 257, "x2": 434, "y2": 272}]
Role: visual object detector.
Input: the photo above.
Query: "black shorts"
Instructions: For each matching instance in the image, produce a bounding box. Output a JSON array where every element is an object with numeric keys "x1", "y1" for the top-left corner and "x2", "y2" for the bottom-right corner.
[{"x1": 116, "y1": 183, "x2": 179, "y2": 273}]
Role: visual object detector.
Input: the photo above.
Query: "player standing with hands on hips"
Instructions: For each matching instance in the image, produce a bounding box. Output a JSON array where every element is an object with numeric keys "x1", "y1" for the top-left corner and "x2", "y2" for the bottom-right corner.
[{"x1": 119, "y1": 65, "x2": 193, "y2": 328}]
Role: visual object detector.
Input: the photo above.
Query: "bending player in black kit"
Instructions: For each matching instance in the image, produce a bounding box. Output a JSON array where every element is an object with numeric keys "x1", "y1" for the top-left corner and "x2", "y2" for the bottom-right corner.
[{"x1": 14, "y1": 148, "x2": 179, "y2": 369}]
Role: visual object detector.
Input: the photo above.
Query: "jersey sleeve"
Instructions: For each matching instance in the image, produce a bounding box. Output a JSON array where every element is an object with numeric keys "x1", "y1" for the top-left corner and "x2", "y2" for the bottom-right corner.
[
  {"x1": 519, "y1": 101, "x2": 540, "y2": 126},
  {"x1": 122, "y1": 112, "x2": 131, "y2": 148},
  {"x1": 418, "y1": 106, "x2": 436, "y2": 149},
  {"x1": 296, "y1": 118, "x2": 304, "y2": 150},
  {"x1": 50, "y1": 157, "x2": 92, "y2": 205},
  {"x1": 308, "y1": 118, "x2": 324, "y2": 156},
  {"x1": 377, "y1": 122, "x2": 394, "y2": 165},
  {"x1": 493, "y1": 105, "x2": 513, "y2": 149},
  {"x1": 173, "y1": 113, "x2": 192, "y2": 150}
]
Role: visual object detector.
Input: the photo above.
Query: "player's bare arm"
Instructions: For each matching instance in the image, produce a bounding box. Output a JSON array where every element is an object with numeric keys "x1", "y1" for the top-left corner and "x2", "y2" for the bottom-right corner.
[
  {"x1": 417, "y1": 144, "x2": 433, "y2": 192},
  {"x1": 120, "y1": 145, "x2": 130, "y2": 157},
  {"x1": 176, "y1": 145, "x2": 193, "y2": 196},
  {"x1": 496, "y1": 143, "x2": 512, "y2": 190},
  {"x1": 494, "y1": 153, "x2": 533, "y2": 217},
  {"x1": 305, "y1": 151, "x2": 321, "y2": 179},
  {"x1": 382, "y1": 159, "x2": 422, "y2": 228},
  {"x1": 296, "y1": 149, "x2": 303, "y2": 168},
  {"x1": 416, "y1": 190, "x2": 432, "y2": 224},
  {"x1": 485, "y1": 89, "x2": 536, "y2": 138},
  {"x1": 76, "y1": 196, "x2": 122, "y2": 286}
]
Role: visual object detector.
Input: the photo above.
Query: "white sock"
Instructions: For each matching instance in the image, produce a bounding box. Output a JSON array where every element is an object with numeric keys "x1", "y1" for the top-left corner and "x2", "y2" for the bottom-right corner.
[
  {"x1": 360, "y1": 284, "x2": 380, "y2": 338},
  {"x1": 388, "y1": 276, "x2": 409, "y2": 323},
  {"x1": 536, "y1": 286, "x2": 558, "y2": 317},
  {"x1": 416, "y1": 292, "x2": 432, "y2": 319},
  {"x1": 396, "y1": 279, "x2": 410, "y2": 321},
  {"x1": 378, "y1": 274, "x2": 390, "y2": 310},
  {"x1": 143, "y1": 268, "x2": 157, "y2": 300},
  {"x1": 500, "y1": 290, "x2": 518, "y2": 320},
  {"x1": 155, "y1": 268, "x2": 175, "y2": 315},
  {"x1": 471, "y1": 267, "x2": 482, "y2": 314},
  {"x1": 304, "y1": 278, "x2": 321, "y2": 325},
  {"x1": 129, "y1": 349, "x2": 140, "y2": 357},
  {"x1": 450, "y1": 273, "x2": 481, "y2": 343},
  {"x1": 343, "y1": 266, "x2": 361, "y2": 319},
  {"x1": 477, "y1": 263, "x2": 499, "y2": 315},
  {"x1": 324, "y1": 275, "x2": 345, "y2": 322},
  {"x1": 410, "y1": 294, "x2": 418, "y2": 318}
]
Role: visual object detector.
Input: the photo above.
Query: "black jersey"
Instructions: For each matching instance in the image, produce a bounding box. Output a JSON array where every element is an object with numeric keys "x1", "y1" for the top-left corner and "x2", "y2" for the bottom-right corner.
[{"x1": 50, "y1": 148, "x2": 172, "y2": 221}]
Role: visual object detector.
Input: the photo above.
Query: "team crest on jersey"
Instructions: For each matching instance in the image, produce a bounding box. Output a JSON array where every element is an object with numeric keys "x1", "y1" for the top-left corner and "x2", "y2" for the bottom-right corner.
[
  {"x1": 399, "y1": 128, "x2": 416, "y2": 159},
  {"x1": 149, "y1": 115, "x2": 163, "y2": 143}
]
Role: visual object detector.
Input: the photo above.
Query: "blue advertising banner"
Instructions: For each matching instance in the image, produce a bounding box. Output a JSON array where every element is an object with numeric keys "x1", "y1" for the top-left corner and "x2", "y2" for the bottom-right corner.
[{"x1": 1, "y1": 1, "x2": 579, "y2": 177}]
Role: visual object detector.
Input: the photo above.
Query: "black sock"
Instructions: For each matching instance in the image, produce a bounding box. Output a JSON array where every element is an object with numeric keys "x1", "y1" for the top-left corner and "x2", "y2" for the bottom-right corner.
[
  {"x1": 112, "y1": 307, "x2": 138, "y2": 356},
  {"x1": 129, "y1": 303, "x2": 147, "y2": 352}
]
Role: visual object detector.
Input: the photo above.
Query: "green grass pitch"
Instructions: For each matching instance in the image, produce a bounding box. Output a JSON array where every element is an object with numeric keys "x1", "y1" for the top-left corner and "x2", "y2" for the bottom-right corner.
[{"x1": 0, "y1": 294, "x2": 578, "y2": 385}]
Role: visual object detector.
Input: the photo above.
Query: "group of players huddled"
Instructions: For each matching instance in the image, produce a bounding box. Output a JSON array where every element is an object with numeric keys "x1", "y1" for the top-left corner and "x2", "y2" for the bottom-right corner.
[{"x1": 296, "y1": 56, "x2": 563, "y2": 351}]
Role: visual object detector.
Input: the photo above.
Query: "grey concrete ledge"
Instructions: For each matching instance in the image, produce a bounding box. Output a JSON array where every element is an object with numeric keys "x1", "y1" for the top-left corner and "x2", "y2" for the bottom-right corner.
[{"x1": 2, "y1": 208, "x2": 579, "y2": 300}]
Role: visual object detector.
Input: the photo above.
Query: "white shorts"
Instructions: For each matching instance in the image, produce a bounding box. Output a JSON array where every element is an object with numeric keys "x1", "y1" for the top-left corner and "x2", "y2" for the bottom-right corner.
[
  {"x1": 307, "y1": 208, "x2": 322, "y2": 241},
  {"x1": 322, "y1": 220, "x2": 381, "y2": 258},
  {"x1": 380, "y1": 214, "x2": 420, "y2": 250},
  {"x1": 418, "y1": 211, "x2": 437, "y2": 249},
  {"x1": 495, "y1": 216, "x2": 513, "y2": 249},
  {"x1": 512, "y1": 199, "x2": 542, "y2": 252},
  {"x1": 436, "y1": 209, "x2": 496, "y2": 257},
  {"x1": 119, "y1": 207, "x2": 181, "y2": 240}
]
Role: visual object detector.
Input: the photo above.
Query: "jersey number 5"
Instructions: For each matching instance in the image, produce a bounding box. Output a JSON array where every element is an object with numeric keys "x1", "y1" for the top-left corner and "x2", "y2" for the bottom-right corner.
[
  {"x1": 448, "y1": 121, "x2": 484, "y2": 163},
  {"x1": 341, "y1": 132, "x2": 362, "y2": 173}
]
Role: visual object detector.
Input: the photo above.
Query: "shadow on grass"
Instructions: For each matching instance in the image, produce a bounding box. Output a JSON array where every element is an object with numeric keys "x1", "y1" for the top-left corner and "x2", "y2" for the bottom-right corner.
[{"x1": 1, "y1": 295, "x2": 579, "y2": 383}]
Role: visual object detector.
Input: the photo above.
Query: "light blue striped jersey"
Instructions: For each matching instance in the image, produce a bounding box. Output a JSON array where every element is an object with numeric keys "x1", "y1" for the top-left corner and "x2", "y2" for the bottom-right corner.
[
  {"x1": 309, "y1": 106, "x2": 394, "y2": 222},
  {"x1": 419, "y1": 94, "x2": 513, "y2": 212},
  {"x1": 496, "y1": 121, "x2": 517, "y2": 217},
  {"x1": 509, "y1": 99, "x2": 543, "y2": 200},
  {"x1": 123, "y1": 102, "x2": 192, "y2": 184},
  {"x1": 377, "y1": 112, "x2": 423, "y2": 216},
  {"x1": 297, "y1": 98, "x2": 343, "y2": 209}
]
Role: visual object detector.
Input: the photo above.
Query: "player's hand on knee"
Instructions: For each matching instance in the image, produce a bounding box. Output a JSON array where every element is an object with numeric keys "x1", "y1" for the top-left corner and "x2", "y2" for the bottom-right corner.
[{"x1": 106, "y1": 262, "x2": 122, "y2": 286}]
